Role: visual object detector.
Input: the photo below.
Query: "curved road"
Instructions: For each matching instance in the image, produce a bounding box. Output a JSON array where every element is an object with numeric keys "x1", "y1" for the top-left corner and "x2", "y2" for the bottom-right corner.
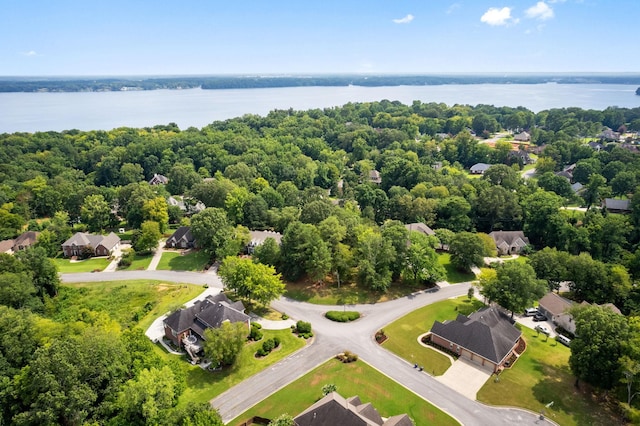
[{"x1": 62, "y1": 271, "x2": 543, "y2": 425}]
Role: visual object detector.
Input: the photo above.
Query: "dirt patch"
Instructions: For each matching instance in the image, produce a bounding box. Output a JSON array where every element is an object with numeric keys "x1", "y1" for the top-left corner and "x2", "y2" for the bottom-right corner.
[{"x1": 154, "y1": 284, "x2": 172, "y2": 292}]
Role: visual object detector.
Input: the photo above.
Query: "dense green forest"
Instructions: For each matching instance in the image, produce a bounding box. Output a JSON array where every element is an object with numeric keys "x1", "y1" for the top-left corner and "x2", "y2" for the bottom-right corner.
[
  {"x1": 3, "y1": 100, "x2": 640, "y2": 423},
  {"x1": 2, "y1": 74, "x2": 640, "y2": 92}
]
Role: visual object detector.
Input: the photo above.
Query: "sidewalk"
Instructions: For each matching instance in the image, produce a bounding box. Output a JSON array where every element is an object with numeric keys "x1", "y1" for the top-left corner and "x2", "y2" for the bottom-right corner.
[{"x1": 146, "y1": 239, "x2": 165, "y2": 271}]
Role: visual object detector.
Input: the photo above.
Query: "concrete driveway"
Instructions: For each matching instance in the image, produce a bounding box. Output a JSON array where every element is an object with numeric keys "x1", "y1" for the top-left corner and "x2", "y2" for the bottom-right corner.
[{"x1": 436, "y1": 358, "x2": 493, "y2": 399}]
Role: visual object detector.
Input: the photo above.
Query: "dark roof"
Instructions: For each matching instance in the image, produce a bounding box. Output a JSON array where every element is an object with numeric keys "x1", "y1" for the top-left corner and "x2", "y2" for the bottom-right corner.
[
  {"x1": 404, "y1": 222, "x2": 435, "y2": 236},
  {"x1": 163, "y1": 293, "x2": 249, "y2": 339},
  {"x1": 167, "y1": 226, "x2": 195, "y2": 243},
  {"x1": 294, "y1": 392, "x2": 412, "y2": 426},
  {"x1": 430, "y1": 307, "x2": 521, "y2": 364}
]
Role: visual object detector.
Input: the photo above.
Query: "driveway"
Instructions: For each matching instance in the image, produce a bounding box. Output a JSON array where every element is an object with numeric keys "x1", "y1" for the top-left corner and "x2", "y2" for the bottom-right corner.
[
  {"x1": 436, "y1": 358, "x2": 493, "y2": 399},
  {"x1": 516, "y1": 314, "x2": 557, "y2": 338},
  {"x1": 146, "y1": 239, "x2": 166, "y2": 271}
]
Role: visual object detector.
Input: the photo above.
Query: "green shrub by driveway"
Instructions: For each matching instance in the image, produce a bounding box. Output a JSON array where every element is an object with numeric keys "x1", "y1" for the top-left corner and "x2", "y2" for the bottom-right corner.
[{"x1": 325, "y1": 310, "x2": 360, "y2": 322}]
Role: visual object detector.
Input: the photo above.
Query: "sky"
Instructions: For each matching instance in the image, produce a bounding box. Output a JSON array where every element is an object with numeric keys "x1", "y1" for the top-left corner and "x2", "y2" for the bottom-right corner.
[{"x1": 1, "y1": 0, "x2": 639, "y2": 76}]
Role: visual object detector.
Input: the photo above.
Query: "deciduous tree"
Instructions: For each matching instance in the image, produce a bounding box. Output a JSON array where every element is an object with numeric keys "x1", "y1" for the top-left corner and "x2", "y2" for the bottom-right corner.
[{"x1": 203, "y1": 321, "x2": 248, "y2": 366}]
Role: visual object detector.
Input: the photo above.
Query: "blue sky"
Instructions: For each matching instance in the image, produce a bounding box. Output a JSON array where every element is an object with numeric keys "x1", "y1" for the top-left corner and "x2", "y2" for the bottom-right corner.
[{"x1": 1, "y1": 0, "x2": 638, "y2": 76}]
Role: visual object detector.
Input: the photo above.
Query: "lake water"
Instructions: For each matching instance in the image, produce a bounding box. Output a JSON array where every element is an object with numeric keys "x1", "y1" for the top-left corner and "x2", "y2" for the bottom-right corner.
[{"x1": 1, "y1": 83, "x2": 639, "y2": 133}]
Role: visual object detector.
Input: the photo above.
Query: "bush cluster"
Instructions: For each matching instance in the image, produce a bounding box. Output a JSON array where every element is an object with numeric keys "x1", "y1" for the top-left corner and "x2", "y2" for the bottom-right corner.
[
  {"x1": 249, "y1": 322, "x2": 263, "y2": 341},
  {"x1": 255, "y1": 336, "x2": 280, "y2": 357},
  {"x1": 293, "y1": 320, "x2": 313, "y2": 339},
  {"x1": 325, "y1": 310, "x2": 360, "y2": 322},
  {"x1": 336, "y1": 351, "x2": 358, "y2": 363}
]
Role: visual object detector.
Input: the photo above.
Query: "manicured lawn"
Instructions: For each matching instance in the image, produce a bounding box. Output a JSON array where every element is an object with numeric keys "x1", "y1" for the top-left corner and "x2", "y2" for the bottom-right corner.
[
  {"x1": 52, "y1": 257, "x2": 111, "y2": 273},
  {"x1": 383, "y1": 296, "x2": 484, "y2": 376},
  {"x1": 437, "y1": 252, "x2": 476, "y2": 283},
  {"x1": 231, "y1": 358, "x2": 459, "y2": 426},
  {"x1": 172, "y1": 328, "x2": 307, "y2": 407},
  {"x1": 51, "y1": 280, "x2": 204, "y2": 330},
  {"x1": 156, "y1": 250, "x2": 211, "y2": 271},
  {"x1": 119, "y1": 252, "x2": 154, "y2": 271},
  {"x1": 477, "y1": 327, "x2": 623, "y2": 426},
  {"x1": 284, "y1": 280, "x2": 424, "y2": 305}
]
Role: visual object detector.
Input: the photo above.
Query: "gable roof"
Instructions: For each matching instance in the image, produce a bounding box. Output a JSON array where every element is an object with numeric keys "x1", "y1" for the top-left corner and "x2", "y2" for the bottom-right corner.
[
  {"x1": 0, "y1": 239, "x2": 14, "y2": 253},
  {"x1": 149, "y1": 173, "x2": 169, "y2": 184},
  {"x1": 167, "y1": 226, "x2": 195, "y2": 243},
  {"x1": 13, "y1": 231, "x2": 39, "y2": 249},
  {"x1": 249, "y1": 230, "x2": 283, "y2": 246},
  {"x1": 538, "y1": 292, "x2": 573, "y2": 317},
  {"x1": 294, "y1": 392, "x2": 412, "y2": 426},
  {"x1": 430, "y1": 307, "x2": 521, "y2": 364},
  {"x1": 369, "y1": 170, "x2": 382, "y2": 184},
  {"x1": 489, "y1": 231, "x2": 529, "y2": 248},
  {"x1": 604, "y1": 198, "x2": 631, "y2": 212},
  {"x1": 163, "y1": 293, "x2": 249, "y2": 339},
  {"x1": 404, "y1": 222, "x2": 435, "y2": 236},
  {"x1": 62, "y1": 232, "x2": 120, "y2": 250},
  {"x1": 514, "y1": 131, "x2": 530, "y2": 141}
]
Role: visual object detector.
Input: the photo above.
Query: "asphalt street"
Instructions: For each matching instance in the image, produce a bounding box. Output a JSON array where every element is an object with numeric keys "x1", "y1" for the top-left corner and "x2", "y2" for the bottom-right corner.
[{"x1": 61, "y1": 271, "x2": 547, "y2": 425}]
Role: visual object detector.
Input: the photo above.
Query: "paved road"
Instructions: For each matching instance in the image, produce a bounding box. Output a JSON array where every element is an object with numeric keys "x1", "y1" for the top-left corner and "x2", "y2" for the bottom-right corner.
[{"x1": 61, "y1": 271, "x2": 545, "y2": 425}]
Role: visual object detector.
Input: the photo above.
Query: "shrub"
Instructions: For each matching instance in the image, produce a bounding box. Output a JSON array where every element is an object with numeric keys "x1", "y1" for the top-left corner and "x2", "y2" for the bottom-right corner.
[
  {"x1": 336, "y1": 351, "x2": 358, "y2": 363},
  {"x1": 249, "y1": 323, "x2": 263, "y2": 341},
  {"x1": 281, "y1": 313, "x2": 289, "y2": 320},
  {"x1": 273, "y1": 336, "x2": 280, "y2": 348},
  {"x1": 262, "y1": 338, "x2": 275, "y2": 353},
  {"x1": 296, "y1": 321, "x2": 311, "y2": 334},
  {"x1": 325, "y1": 311, "x2": 360, "y2": 322}
]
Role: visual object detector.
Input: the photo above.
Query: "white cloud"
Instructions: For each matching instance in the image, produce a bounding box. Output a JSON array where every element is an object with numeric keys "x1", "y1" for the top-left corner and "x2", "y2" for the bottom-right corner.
[
  {"x1": 22, "y1": 50, "x2": 38, "y2": 56},
  {"x1": 392, "y1": 14, "x2": 414, "y2": 24},
  {"x1": 526, "y1": 2, "x2": 554, "y2": 20},
  {"x1": 446, "y1": 3, "x2": 461, "y2": 14},
  {"x1": 480, "y1": 7, "x2": 517, "y2": 26}
]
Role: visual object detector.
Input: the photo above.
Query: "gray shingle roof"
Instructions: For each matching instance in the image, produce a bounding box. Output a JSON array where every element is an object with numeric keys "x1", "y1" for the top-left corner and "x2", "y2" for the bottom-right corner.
[
  {"x1": 430, "y1": 307, "x2": 521, "y2": 364},
  {"x1": 404, "y1": 222, "x2": 435, "y2": 236},
  {"x1": 604, "y1": 198, "x2": 631, "y2": 211},
  {"x1": 538, "y1": 292, "x2": 573, "y2": 317},
  {"x1": 61, "y1": 232, "x2": 120, "y2": 251},
  {"x1": 294, "y1": 392, "x2": 412, "y2": 426},
  {"x1": 163, "y1": 293, "x2": 249, "y2": 339}
]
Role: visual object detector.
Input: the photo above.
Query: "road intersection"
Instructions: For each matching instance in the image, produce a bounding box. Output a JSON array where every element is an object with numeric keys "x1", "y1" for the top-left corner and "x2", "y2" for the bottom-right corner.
[{"x1": 61, "y1": 271, "x2": 546, "y2": 425}]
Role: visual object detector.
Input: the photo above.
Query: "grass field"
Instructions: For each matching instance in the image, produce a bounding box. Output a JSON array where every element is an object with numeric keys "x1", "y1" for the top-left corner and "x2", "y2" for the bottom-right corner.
[
  {"x1": 52, "y1": 257, "x2": 111, "y2": 273},
  {"x1": 231, "y1": 358, "x2": 459, "y2": 426},
  {"x1": 52, "y1": 280, "x2": 204, "y2": 330},
  {"x1": 156, "y1": 250, "x2": 210, "y2": 271},
  {"x1": 437, "y1": 252, "x2": 476, "y2": 283},
  {"x1": 119, "y1": 252, "x2": 154, "y2": 271},
  {"x1": 383, "y1": 296, "x2": 484, "y2": 376},
  {"x1": 477, "y1": 327, "x2": 623, "y2": 426},
  {"x1": 163, "y1": 328, "x2": 307, "y2": 407}
]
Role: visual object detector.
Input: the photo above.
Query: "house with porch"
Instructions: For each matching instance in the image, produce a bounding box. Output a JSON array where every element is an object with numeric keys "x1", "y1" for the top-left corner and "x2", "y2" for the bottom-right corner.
[
  {"x1": 163, "y1": 292, "x2": 250, "y2": 351},
  {"x1": 165, "y1": 226, "x2": 196, "y2": 249},
  {"x1": 61, "y1": 232, "x2": 120, "y2": 257},
  {"x1": 12, "y1": 231, "x2": 39, "y2": 252},
  {"x1": 488, "y1": 231, "x2": 529, "y2": 255},
  {"x1": 537, "y1": 292, "x2": 576, "y2": 335},
  {"x1": 429, "y1": 307, "x2": 522, "y2": 373}
]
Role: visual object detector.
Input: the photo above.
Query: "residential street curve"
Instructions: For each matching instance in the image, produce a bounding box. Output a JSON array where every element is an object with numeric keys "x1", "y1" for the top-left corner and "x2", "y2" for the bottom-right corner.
[{"x1": 61, "y1": 271, "x2": 545, "y2": 425}]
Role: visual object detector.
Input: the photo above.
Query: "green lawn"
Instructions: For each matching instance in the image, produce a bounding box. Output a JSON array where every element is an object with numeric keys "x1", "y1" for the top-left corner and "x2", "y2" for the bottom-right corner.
[
  {"x1": 119, "y1": 252, "x2": 154, "y2": 271},
  {"x1": 477, "y1": 327, "x2": 622, "y2": 426},
  {"x1": 52, "y1": 257, "x2": 111, "y2": 273},
  {"x1": 156, "y1": 250, "x2": 211, "y2": 271},
  {"x1": 51, "y1": 280, "x2": 204, "y2": 330},
  {"x1": 169, "y1": 328, "x2": 307, "y2": 407},
  {"x1": 383, "y1": 296, "x2": 484, "y2": 376},
  {"x1": 231, "y1": 358, "x2": 459, "y2": 426},
  {"x1": 437, "y1": 253, "x2": 476, "y2": 283}
]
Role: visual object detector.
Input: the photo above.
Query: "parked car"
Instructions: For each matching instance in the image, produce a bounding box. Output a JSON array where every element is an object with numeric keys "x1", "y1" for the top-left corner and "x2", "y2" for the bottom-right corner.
[
  {"x1": 524, "y1": 307, "x2": 539, "y2": 317},
  {"x1": 556, "y1": 334, "x2": 571, "y2": 347},
  {"x1": 535, "y1": 325, "x2": 550, "y2": 336},
  {"x1": 532, "y1": 313, "x2": 547, "y2": 322}
]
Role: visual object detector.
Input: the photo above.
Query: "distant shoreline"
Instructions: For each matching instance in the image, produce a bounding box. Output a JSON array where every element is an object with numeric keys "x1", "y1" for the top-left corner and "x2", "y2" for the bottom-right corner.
[{"x1": 2, "y1": 74, "x2": 640, "y2": 93}]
